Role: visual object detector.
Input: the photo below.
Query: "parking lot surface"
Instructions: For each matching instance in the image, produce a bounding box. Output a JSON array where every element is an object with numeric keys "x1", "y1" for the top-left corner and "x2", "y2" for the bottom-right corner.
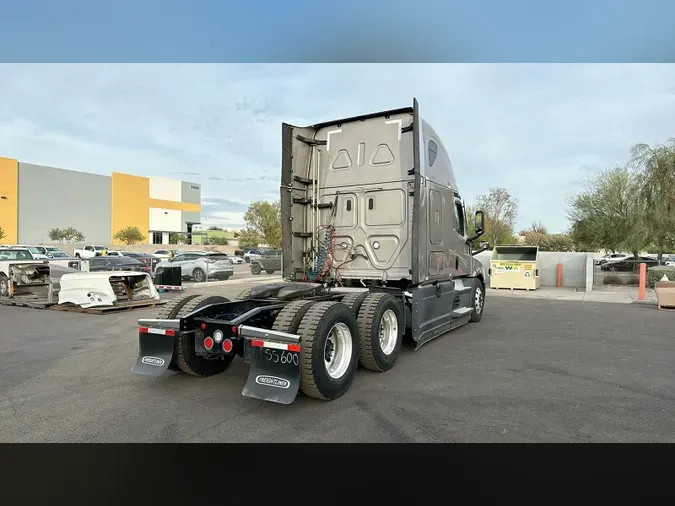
[{"x1": 1, "y1": 282, "x2": 673, "y2": 443}]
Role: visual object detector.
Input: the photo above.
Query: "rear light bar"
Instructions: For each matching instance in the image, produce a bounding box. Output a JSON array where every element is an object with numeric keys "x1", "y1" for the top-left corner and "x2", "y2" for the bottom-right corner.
[
  {"x1": 251, "y1": 340, "x2": 300, "y2": 352},
  {"x1": 139, "y1": 327, "x2": 175, "y2": 336}
]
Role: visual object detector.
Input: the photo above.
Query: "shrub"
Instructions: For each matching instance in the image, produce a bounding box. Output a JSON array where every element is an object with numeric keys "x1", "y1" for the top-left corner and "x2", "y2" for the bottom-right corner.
[
  {"x1": 625, "y1": 275, "x2": 640, "y2": 286},
  {"x1": 646, "y1": 266, "x2": 675, "y2": 289},
  {"x1": 603, "y1": 275, "x2": 624, "y2": 285}
]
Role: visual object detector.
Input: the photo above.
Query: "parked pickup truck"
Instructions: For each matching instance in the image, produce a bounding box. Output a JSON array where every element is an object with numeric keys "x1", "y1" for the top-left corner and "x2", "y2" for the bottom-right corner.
[
  {"x1": 74, "y1": 245, "x2": 108, "y2": 258},
  {"x1": 250, "y1": 249, "x2": 282, "y2": 275}
]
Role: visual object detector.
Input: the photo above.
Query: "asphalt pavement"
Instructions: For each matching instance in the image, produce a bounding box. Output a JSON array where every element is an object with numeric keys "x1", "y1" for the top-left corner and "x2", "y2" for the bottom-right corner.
[{"x1": 1, "y1": 280, "x2": 674, "y2": 443}]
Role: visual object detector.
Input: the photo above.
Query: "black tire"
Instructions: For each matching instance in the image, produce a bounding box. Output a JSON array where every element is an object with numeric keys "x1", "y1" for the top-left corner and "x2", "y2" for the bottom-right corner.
[
  {"x1": 173, "y1": 295, "x2": 234, "y2": 377},
  {"x1": 235, "y1": 287, "x2": 253, "y2": 300},
  {"x1": 154, "y1": 293, "x2": 202, "y2": 371},
  {"x1": 0, "y1": 274, "x2": 8, "y2": 297},
  {"x1": 251, "y1": 263, "x2": 262, "y2": 275},
  {"x1": 469, "y1": 278, "x2": 485, "y2": 322},
  {"x1": 75, "y1": 253, "x2": 81, "y2": 258},
  {"x1": 192, "y1": 268, "x2": 206, "y2": 282},
  {"x1": 610, "y1": 266, "x2": 617, "y2": 272},
  {"x1": 296, "y1": 301, "x2": 360, "y2": 401},
  {"x1": 265, "y1": 270, "x2": 275, "y2": 275},
  {"x1": 339, "y1": 291, "x2": 370, "y2": 316},
  {"x1": 272, "y1": 300, "x2": 316, "y2": 334},
  {"x1": 220, "y1": 274, "x2": 231, "y2": 281},
  {"x1": 356, "y1": 293, "x2": 403, "y2": 372}
]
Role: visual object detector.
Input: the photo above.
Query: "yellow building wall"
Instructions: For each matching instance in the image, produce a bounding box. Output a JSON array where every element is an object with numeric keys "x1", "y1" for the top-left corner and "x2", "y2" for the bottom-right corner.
[
  {"x1": 0, "y1": 157, "x2": 19, "y2": 244},
  {"x1": 111, "y1": 172, "x2": 150, "y2": 245}
]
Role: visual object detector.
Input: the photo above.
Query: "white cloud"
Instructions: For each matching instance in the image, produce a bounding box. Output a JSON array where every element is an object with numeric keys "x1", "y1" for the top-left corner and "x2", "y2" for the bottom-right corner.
[{"x1": 1, "y1": 63, "x2": 674, "y2": 232}]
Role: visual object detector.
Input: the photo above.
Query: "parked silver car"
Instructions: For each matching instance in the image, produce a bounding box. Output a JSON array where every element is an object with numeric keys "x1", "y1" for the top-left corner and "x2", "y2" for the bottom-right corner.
[{"x1": 154, "y1": 251, "x2": 233, "y2": 282}]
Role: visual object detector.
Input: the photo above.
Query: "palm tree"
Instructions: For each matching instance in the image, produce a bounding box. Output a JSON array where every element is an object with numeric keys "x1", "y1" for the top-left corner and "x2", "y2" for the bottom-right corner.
[{"x1": 630, "y1": 139, "x2": 675, "y2": 263}]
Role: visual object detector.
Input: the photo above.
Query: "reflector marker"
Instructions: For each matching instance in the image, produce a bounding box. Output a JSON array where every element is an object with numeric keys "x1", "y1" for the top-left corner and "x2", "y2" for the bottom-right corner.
[
  {"x1": 251, "y1": 340, "x2": 301, "y2": 352},
  {"x1": 139, "y1": 327, "x2": 175, "y2": 336}
]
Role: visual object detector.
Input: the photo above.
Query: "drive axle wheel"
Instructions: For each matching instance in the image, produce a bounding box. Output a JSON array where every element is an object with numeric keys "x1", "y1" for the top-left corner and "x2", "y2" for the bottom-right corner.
[
  {"x1": 296, "y1": 301, "x2": 360, "y2": 401},
  {"x1": 356, "y1": 293, "x2": 403, "y2": 372},
  {"x1": 272, "y1": 300, "x2": 316, "y2": 334},
  {"x1": 339, "y1": 291, "x2": 370, "y2": 316},
  {"x1": 173, "y1": 295, "x2": 235, "y2": 377},
  {"x1": 154, "y1": 293, "x2": 202, "y2": 371}
]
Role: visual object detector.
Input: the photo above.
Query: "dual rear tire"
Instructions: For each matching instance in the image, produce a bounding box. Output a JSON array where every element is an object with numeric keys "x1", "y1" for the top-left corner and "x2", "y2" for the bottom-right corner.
[{"x1": 272, "y1": 292, "x2": 403, "y2": 401}]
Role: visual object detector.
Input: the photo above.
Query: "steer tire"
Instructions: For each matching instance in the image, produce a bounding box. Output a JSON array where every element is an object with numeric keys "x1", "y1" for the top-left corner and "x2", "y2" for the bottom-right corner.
[
  {"x1": 356, "y1": 293, "x2": 403, "y2": 372},
  {"x1": 296, "y1": 301, "x2": 360, "y2": 401},
  {"x1": 251, "y1": 263, "x2": 262, "y2": 275},
  {"x1": 469, "y1": 278, "x2": 485, "y2": 323},
  {"x1": 339, "y1": 291, "x2": 370, "y2": 316},
  {"x1": 173, "y1": 295, "x2": 234, "y2": 377},
  {"x1": 272, "y1": 300, "x2": 316, "y2": 334}
]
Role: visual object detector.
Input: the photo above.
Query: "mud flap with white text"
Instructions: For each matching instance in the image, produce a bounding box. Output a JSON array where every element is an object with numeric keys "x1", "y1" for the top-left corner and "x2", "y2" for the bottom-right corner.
[
  {"x1": 242, "y1": 343, "x2": 301, "y2": 405},
  {"x1": 131, "y1": 329, "x2": 176, "y2": 376}
]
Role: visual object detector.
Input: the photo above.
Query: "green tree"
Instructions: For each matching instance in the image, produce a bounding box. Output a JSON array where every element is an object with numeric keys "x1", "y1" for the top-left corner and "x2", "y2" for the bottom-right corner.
[
  {"x1": 205, "y1": 236, "x2": 229, "y2": 246},
  {"x1": 473, "y1": 187, "x2": 519, "y2": 246},
  {"x1": 567, "y1": 166, "x2": 648, "y2": 258},
  {"x1": 0, "y1": 226, "x2": 5, "y2": 241},
  {"x1": 244, "y1": 200, "x2": 281, "y2": 248},
  {"x1": 520, "y1": 222, "x2": 574, "y2": 252},
  {"x1": 629, "y1": 139, "x2": 675, "y2": 262},
  {"x1": 53, "y1": 227, "x2": 85, "y2": 243},
  {"x1": 237, "y1": 228, "x2": 262, "y2": 250},
  {"x1": 48, "y1": 228, "x2": 65, "y2": 242},
  {"x1": 113, "y1": 226, "x2": 146, "y2": 245},
  {"x1": 169, "y1": 233, "x2": 188, "y2": 245}
]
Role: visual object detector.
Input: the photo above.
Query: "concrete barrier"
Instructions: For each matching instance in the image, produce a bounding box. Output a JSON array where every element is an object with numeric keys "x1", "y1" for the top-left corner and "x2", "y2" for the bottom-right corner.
[{"x1": 476, "y1": 250, "x2": 594, "y2": 290}]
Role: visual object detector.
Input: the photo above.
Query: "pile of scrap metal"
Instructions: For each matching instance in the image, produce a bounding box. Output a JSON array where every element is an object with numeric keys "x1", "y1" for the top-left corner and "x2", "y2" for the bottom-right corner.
[
  {"x1": 57, "y1": 271, "x2": 160, "y2": 309},
  {"x1": 4, "y1": 262, "x2": 54, "y2": 301}
]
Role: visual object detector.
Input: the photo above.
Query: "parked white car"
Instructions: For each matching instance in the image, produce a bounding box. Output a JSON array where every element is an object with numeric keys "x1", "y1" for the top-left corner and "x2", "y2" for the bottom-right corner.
[
  {"x1": 152, "y1": 249, "x2": 172, "y2": 260},
  {"x1": 154, "y1": 251, "x2": 234, "y2": 282},
  {"x1": 243, "y1": 249, "x2": 264, "y2": 263}
]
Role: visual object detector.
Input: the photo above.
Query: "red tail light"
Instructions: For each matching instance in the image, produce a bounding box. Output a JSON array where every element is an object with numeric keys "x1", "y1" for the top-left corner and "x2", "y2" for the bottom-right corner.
[
  {"x1": 205, "y1": 258, "x2": 216, "y2": 264},
  {"x1": 204, "y1": 337, "x2": 214, "y2": 351},
  {"x1": 222, "y1": 339, "x2": 233, "y2": 353}
]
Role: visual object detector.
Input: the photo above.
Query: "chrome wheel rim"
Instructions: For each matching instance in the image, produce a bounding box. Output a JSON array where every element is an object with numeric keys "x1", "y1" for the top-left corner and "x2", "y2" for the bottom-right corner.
[
  {"x1": 379, "y1": 309, "x2": 398, "y2": 355},
  {"x1": 475, "y1": 285, "x2": 484, "y2": 314},
  {"x1": 324, "y1": 322, "x2": 353, "y2": 379}
]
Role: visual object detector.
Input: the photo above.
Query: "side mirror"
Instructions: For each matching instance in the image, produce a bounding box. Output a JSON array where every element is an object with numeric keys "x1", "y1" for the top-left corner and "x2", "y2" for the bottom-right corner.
[
  {"x1": 467, "y1": 210, "x2": 486, "y2": 243},
  {"x1": 474, "y1": 210, "x2": 485, "y2": 235}
]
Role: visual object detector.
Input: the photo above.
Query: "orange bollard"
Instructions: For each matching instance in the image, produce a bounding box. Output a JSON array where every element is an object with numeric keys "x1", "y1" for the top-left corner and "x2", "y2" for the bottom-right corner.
[
  {"x1": 556, "y1": 263, "x2": 563, "y2": 288},
  {"x1": 638, "y1": 262, "x2": 646, "y2": 301}
]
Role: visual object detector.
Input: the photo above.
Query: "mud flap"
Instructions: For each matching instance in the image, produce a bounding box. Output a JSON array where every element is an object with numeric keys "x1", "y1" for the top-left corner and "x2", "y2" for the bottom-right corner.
[
  {"x1": 242, "y1": 343, "x2": 301, "y2": 405},
  {"x1": 131, "y1": 329, "x2": 176, "y2": 376}
]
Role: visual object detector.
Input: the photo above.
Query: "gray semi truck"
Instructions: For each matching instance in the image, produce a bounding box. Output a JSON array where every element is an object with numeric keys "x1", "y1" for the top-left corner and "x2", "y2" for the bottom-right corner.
[{"x1": 132, "y1": 98, "x2": 488, "y2": 405}]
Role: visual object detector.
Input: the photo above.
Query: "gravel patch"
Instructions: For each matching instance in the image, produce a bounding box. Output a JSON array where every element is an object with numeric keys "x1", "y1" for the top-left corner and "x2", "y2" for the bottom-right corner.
[{"x1": 593, "y1": 284, "x2": 657, "y2": 302}]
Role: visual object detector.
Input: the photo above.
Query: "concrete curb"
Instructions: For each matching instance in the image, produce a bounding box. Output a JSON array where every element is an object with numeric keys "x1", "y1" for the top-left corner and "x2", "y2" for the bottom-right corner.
[
  {"x1": 187, "y1": 275, "x2": 282, "y2": 289},
  {"x1": 631, "y1": 299, "x2": 658, "y2": 306}
]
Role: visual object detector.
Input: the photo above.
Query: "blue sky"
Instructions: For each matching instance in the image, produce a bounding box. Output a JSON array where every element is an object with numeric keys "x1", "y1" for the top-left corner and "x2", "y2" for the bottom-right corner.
[
  {"x1": 1, "y1": 64, "x2": 674, "y2": 232},
  {"x1": 2, "y1": 0, "x2": 675, "y2": 63}
]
